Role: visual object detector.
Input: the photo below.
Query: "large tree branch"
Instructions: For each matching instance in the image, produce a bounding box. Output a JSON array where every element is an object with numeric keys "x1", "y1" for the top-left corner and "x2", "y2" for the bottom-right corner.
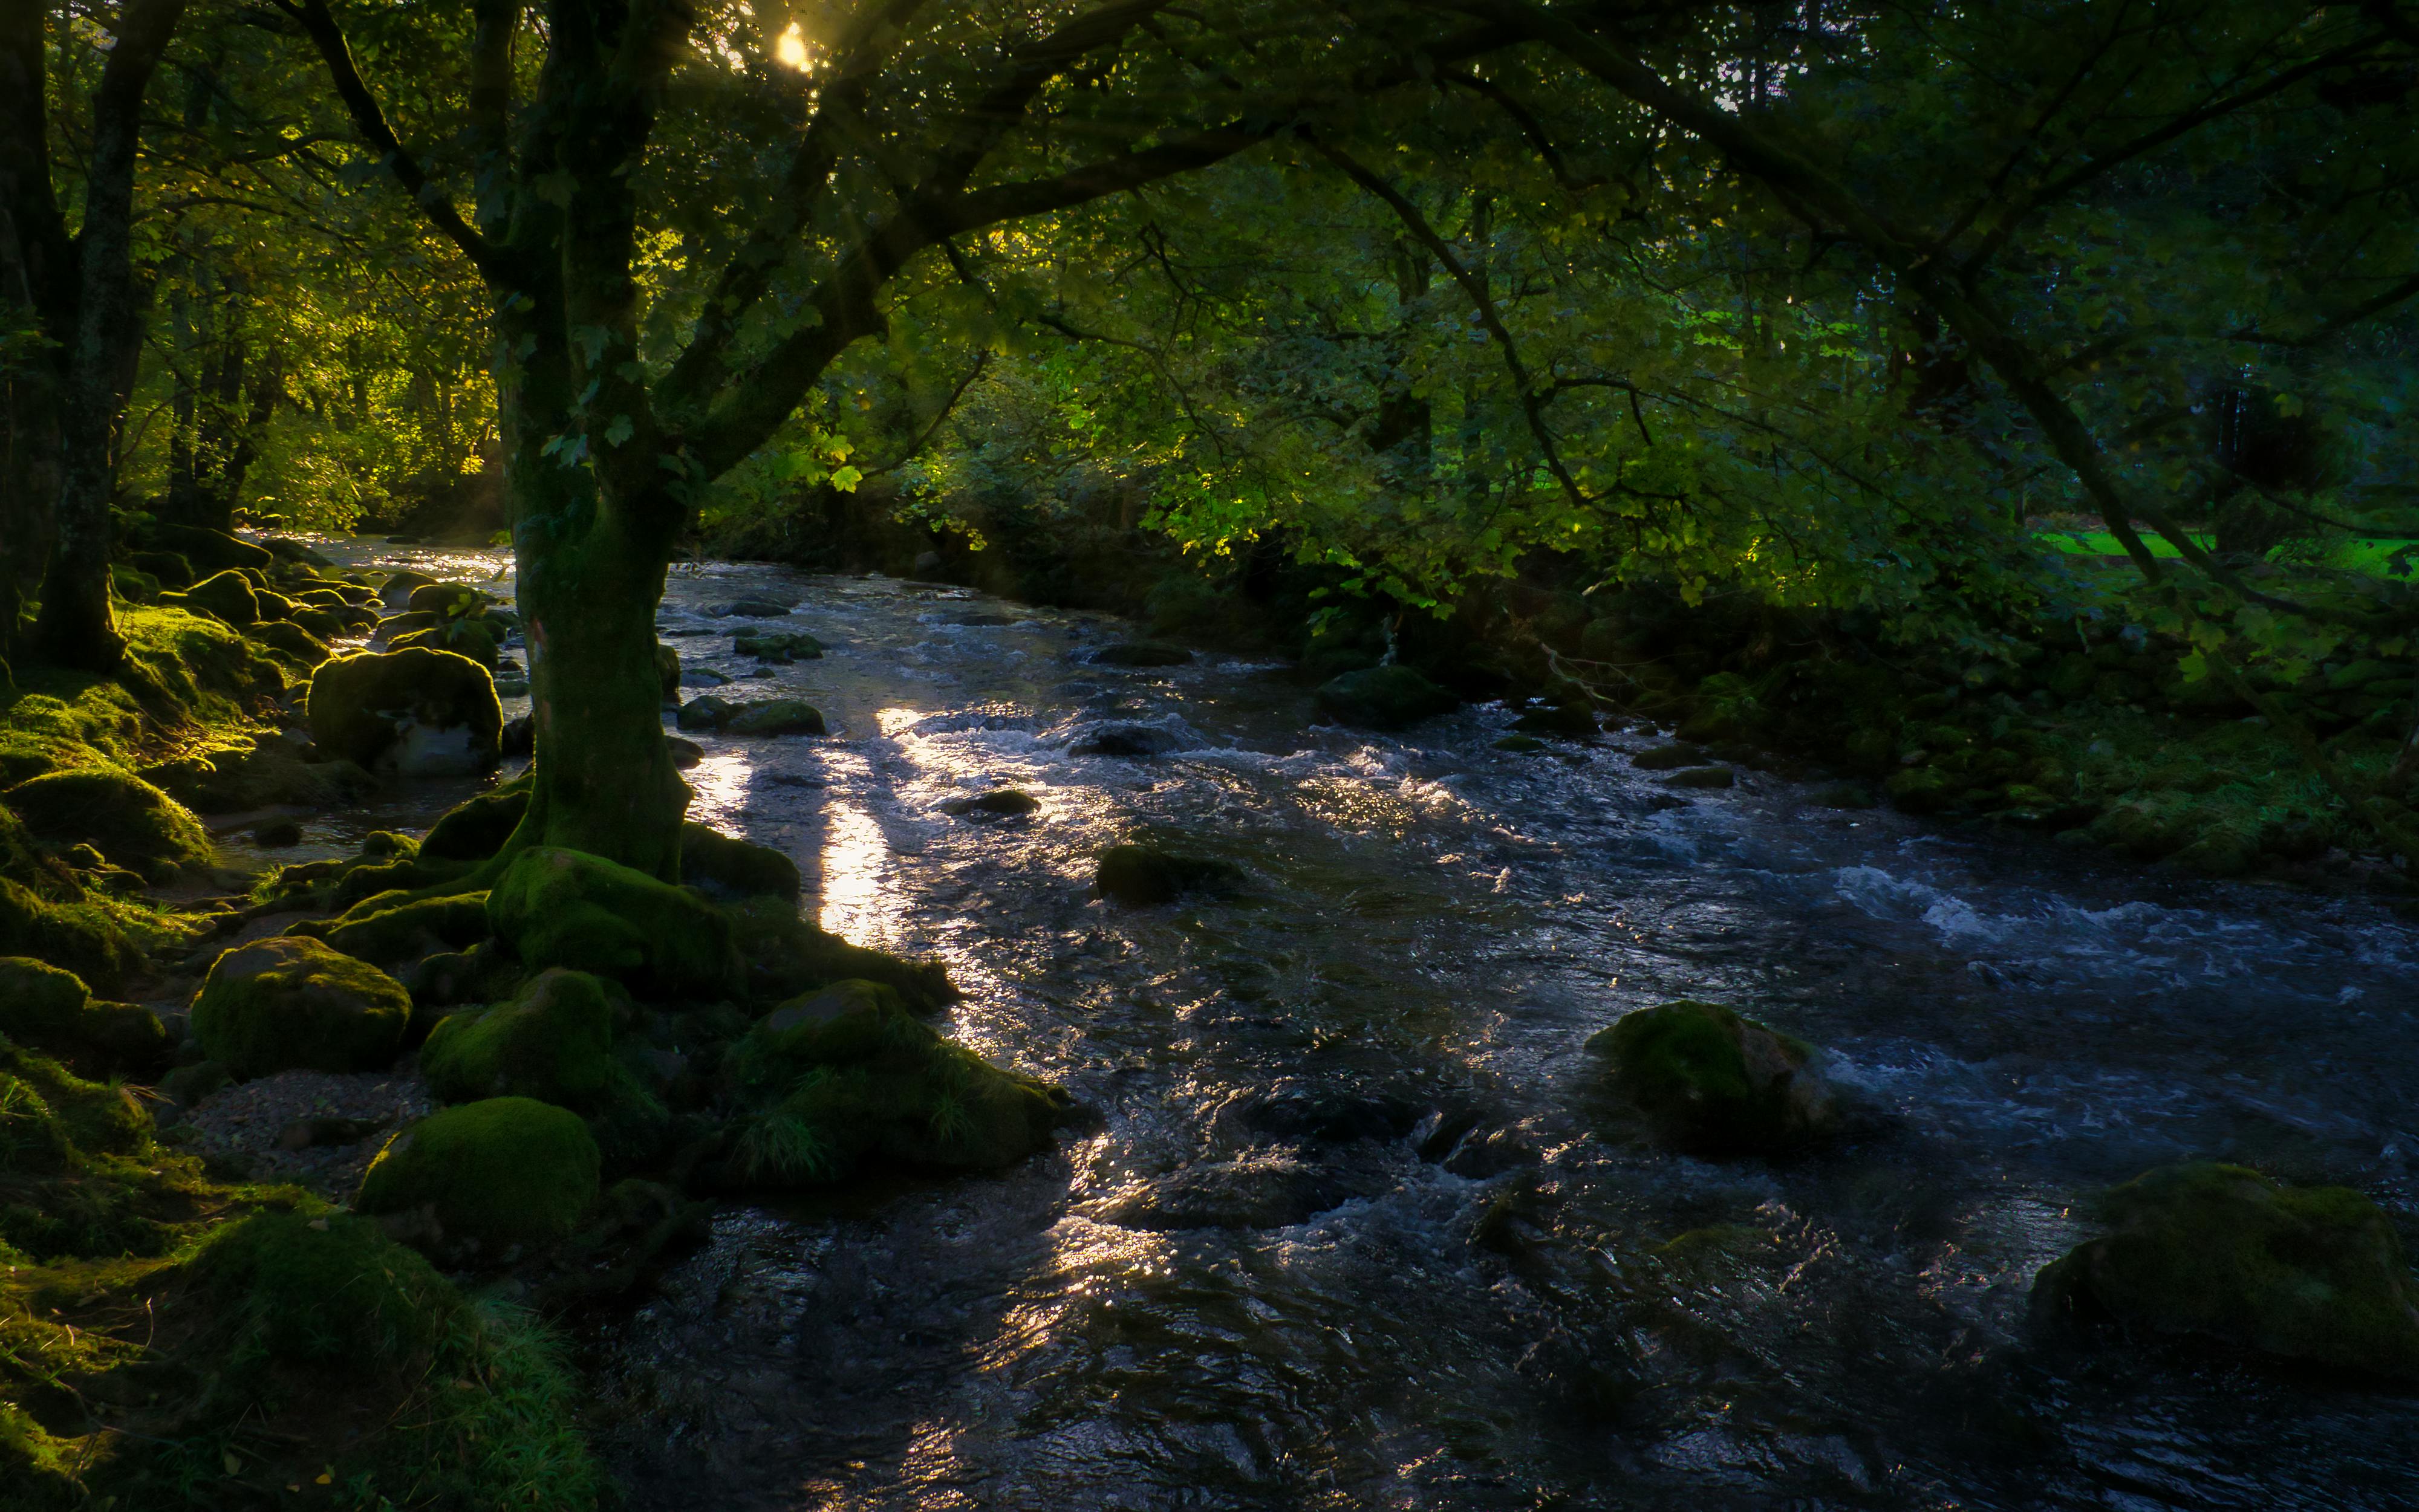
[
  {"x1": 1310, "y1": 138, "x2": 1592, "y2": 513},
  {"x1": 275, "y1": 0, "x2": 512, "y2": 284}
]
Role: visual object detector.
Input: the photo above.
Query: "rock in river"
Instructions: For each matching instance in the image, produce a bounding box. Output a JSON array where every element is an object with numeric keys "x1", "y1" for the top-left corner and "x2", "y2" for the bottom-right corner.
[
  {"x1": 2033, "y1": 1161, "x2": 2419, "y2": 1380},
  {"x1": 1587, "y1": 999, "x2": 1841, "y2": 1153}
]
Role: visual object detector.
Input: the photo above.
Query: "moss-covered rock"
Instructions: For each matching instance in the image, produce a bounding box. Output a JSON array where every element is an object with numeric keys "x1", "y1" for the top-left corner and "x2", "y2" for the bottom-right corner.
[
  {"x1": 245, "y1": 617, "x2": 330, "y2": 667},
  {"x1": 2033, "y1": 1163, "x2": 2419, "y2": 1379},
  {"x1": 721, "y1": 979, "x2": 1069, "y2": 1186},
  {"x1": 405, "y1": 582, "x2": 486, "y2": 616},
  {"x1": 487, "y1": 846, "x2": 740, "y2": 998},
  {"x1": 421, "y1": 969, "x2": 631, "y2": 1112},
  {"x1": 125, "y1": 548, "x2": 195, "y2": 588},
  {"x1": 190, "y1": 1209, "x2": 466, "y2": 1368},
  {"x1": 0, "y1": 956, "x2": 170, "y2": 1077},
  {"x1": 1666, "y1": 765, "x2": 1736, "y2": 789},
  {"x1": 675, "y1": 695, "x2": 734, "y2": 732},
  {"x1": 356, "y1": 1097, "x2": 601, "y2": 1260},
  {"x1": 146, "y1": 522, "x2": 270, "y2": 573},
  {"x1": 306, "y1": 647, "x2": 502, "y2": 776},
  {"x1": 180, "y1": 568, "x2": 262, "y2": 626},
  {"x1": 391, "y1": 618, "x2": 501, "y2": 670},
  {"x1": 654, "y1": 643, "x2": 681, "y2": 699},
  {"x1": 420, "y1": 786, "x2": 530, "y2": 861},
  {"x1": 731, "y1": 896, "x2": 957, "y2": 1011},
  {"x1": 1314, "y1": 664, "x2": 1459, "y2": 730},
  {"x1": 191, "y1": 935, "x2": 412, "y2": 1078},
  {"x1": 945, "y1": 788, "x2": 1043, "y2": 817},
  {"x1": 731, "y1": 629, "x2": 822, "y2": 663},
  {"x1": 143, "y1": 732, "x2": 375, "y2": 814},
  {"x1": 1095, "y1": 842, "x2": 1240, "y2": 906},
  {"x1": 1587, "y1": 1000, "x2": 1841, "y2": 1153},
  {"x1": 682, "y1": 822, "x2": 801, "y2": 901},
  {"x1": 4, "y1": 765, "x2": 211, "y2": 875},
  {"x1": 0, "y1": 878, "x2": 142, "y2": 994},
  {"x1": 320, "y1": 892, "x2": 494, "y2": 969},
  {"x1": 723, "y1": 698, "x2": 826, "y2": 737}
]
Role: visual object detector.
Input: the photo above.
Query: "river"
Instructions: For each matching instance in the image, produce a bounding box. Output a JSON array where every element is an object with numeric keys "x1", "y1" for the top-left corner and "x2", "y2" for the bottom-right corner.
[{"x1": 286, "y1": 544, "x2": 2419, "y2": 1510}]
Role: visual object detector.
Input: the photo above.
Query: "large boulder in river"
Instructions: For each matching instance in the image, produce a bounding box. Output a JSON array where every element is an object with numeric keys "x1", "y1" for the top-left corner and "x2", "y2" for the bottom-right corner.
[
  {"x1": 488, "y1": 846, "x2": 739, "y2": 998},
  {"x1": 1315, "y1": 664, "x2": 1458, "y2": 730},
  {"x1": 720, "y1": 979, "x2": 1069, "y2": 1185},
  {"x1": 1587, "y1": 1000, "x2": 1841, "y2": 1153},
  {"x1": 307, "y1": 647, "x2": 503, "y2": 776},
  {"x1": 356, "y1": 1097, "x2": 600, "y2": 1262},
  {"x1": 2032, "y1": 1162, "x2": 2419, "y2": 1380},
  {"x1": 724, "y1": 699, "x2": 826, "y2": 737},
  {"x1": 192, "y1": 935, "x2": 412, "y2": 1078}
]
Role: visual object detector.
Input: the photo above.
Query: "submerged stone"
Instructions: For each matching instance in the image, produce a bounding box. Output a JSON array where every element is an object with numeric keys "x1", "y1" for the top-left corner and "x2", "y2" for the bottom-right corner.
[
  {"x1": 2033, "y1": 1162, "x2": 2419, "y2": 1380},
  {"x1": 488, "y1": 846, "x2": 740, "y2": 999},
  {"x1": 732, "y1": 629, "x2": 823, "y2": 663},
  {"x1": 712, "y1": 597, "x2": 794, "y2": 618},
  {"x1": 1629, "y1": 743, "x2": 1705, "y2": 770},
  {"x1": 1315, "y1": 665, "x2": 1458, "y2": 730},
  {"x1": 946, "y1": 789, "x2": 1041, "y2": 819},
  {"x1": 1095, "y1": 842, "x2": 1240, "y2": 906},
  {"x1": 1587, "y1": 1000, "x2": 1841, "y2": 1153},
  {"x1": 192, "y1": 935, "x2": 412, "y2": 1078},
  {"x1": 356, "y1": 1096, "x2": 601, "y2": 1261},
  {"x1": 1666, "y1": 765, "x2": 1736, "y2": 789},
  {"x1": 1069, "y1": 722, "x2": 1183, "y2": 757},
  {"x1": 1090, "y1": 641, "x2": 1192, "y2": 668}
]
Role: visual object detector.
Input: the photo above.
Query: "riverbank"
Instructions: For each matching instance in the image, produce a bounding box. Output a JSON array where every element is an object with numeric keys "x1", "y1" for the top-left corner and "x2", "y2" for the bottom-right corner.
[{"x1": 7, "y1": 533, "x2": 2417, "y2": 1510}]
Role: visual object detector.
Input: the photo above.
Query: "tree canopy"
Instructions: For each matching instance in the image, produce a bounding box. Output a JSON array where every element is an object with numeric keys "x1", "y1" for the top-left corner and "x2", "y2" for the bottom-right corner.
[{"x1": 5, "y1": 0, "x2": 2418, "y2": 858}]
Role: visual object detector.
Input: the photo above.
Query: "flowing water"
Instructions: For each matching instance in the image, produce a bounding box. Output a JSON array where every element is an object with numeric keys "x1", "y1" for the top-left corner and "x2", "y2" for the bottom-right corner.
[{"x1": 311, "y1": 546, "x2": 2419, "y2": 1510}]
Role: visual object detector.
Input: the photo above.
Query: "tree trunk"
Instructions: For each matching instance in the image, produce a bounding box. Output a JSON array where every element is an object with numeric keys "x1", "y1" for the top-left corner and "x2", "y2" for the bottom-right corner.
[
  {"x1": 493, "y1": 288, "x2": 690, "y2": 880},
  {"x1": 30, "y1": 0, "x2": 189, "y2": 670}
]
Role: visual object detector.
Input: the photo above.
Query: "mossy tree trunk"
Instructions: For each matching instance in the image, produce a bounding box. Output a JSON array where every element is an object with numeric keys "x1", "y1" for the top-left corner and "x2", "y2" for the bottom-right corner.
[
  {"x1": 19, "y1": 0, "x2": 188, "y2": 673},
  {"x1": 290, "y1": 0, "x2": 1340, "y2": 874}
]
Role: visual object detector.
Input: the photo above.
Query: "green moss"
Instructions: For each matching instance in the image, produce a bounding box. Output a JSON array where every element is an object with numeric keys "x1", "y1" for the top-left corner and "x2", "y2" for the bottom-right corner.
[
  {"x1": 356, "y1": 1097, "x2": 601, "y2": 1259},
  {"x1": 723, "y1": 698, "x2": 826, "y2": 736},
  {"x1": 731, "y1": 895, "x2": 957, "y2": 1011},
  {"x1": 421, "y1": 969, "x2": 632, "y2": 1112},
  {"x1": 2035, "y1": 1162, "x2": 2419, "y2": 1379},
  {"x1": 1095, "y1": 842, "x2": 1239, "y2": 905},
  {"x1": 190, "y1": 935, "x2": 411, "y2": 1078},
  {"x1": 305, "y1": 647, "x2": 503, "y2": 771},
  {"x1": 178, "y1": 569, "x2": 261, "y2": 626},
  {"x1": 0, "y1": 878, "x2": 144, "y2": 994},
  {"x1": 723, "y1": 980, "x2": 1069, "y2": 1186},
  {"x1": 422, "y1": 786, "x2": 530, "y2": 860},
  {"x1": 321, "y1": 891, "x2": 494, "y2": 968},
  {"x1": 2, "y1": 765, "x2": 212, "y2": 875},
  {"x1": 0, "y1": 957, "x2": 169, "y2": 1078},
  {"x1": 1587, "y1": 1000, "x2": 1841, "y2": 1153},
  {"x1": 1314, "y1": 664, "x2": 1458, "y2": 730},
  {"x1": 193, "y1": 1208, "x2": 464, "y2": 1368},
  {"x1": 682, "y1": 821, "x2": 801, "y2": 901},
  {"x1": 488, "y1": 846, "x2": 740, "y2": 999},
  {"x1": 244, "y1": 617, "x2": 330, "y2": 667},
  {"x1": 391, "y1": 618, "x2": 501, "y2": 669},
  {"x1": 0, "y1": 1042, "x2": 168, "y2": 1261}
]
